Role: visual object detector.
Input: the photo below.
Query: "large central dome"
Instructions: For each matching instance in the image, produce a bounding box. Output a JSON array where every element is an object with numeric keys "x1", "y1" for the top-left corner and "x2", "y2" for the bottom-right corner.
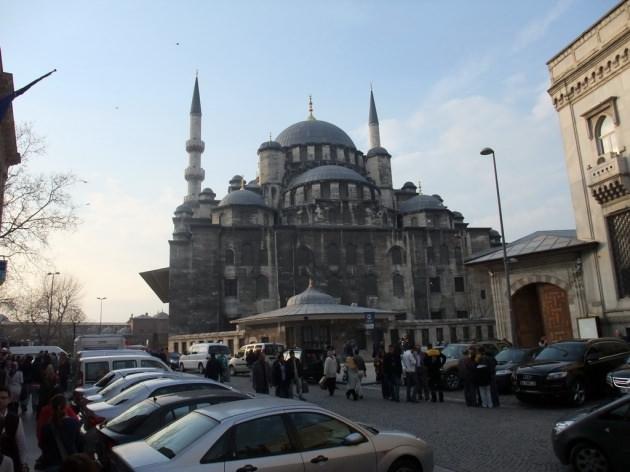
[{"x1": 276, "y1": 119, "x2": 356, "y2": 149}]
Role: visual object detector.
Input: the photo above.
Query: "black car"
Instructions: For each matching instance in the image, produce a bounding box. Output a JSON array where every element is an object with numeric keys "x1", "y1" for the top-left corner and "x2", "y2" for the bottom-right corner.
[
  {"x1": 514, "y1": 338, "x2": 630, "y2": 406},
  {"x1": 494, "y1": 347, "x2": 541, "y2": 393},
  {"x1": 607, "y1": 355, "x2": 630, "y2": 394},
  {"x1": 552, "y1": 394, "x2": 630, "y2": 472},
  {"x1": 94, "y1": 389, "x2": 247, "y2": 466}
]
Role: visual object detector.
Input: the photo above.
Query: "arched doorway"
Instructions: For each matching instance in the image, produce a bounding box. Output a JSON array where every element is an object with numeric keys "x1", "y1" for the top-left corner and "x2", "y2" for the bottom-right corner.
[{"x1": 512, "y1": 283, "x2": 573, "y2": 347}]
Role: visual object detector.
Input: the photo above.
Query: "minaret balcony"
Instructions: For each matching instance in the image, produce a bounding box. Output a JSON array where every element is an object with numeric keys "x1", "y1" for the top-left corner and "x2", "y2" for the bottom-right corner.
[
  {"x1": 185, "y1": 167, "x2": 205, "y2": 180},
  {"x1": 587, "y1": 153, "x2": 630, "y2": 205},
  {"x1": 186, "y1": 139, "x2": 205, "y2": 153}
]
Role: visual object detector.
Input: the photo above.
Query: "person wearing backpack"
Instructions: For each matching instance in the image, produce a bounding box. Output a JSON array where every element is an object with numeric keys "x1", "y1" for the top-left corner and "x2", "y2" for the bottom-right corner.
[
  {"x1": 424, "y1": 344, "x2": 446, "y2": 402},
  {"x1": 38, "y1": 394, "x2": 82, "y2": 471}
]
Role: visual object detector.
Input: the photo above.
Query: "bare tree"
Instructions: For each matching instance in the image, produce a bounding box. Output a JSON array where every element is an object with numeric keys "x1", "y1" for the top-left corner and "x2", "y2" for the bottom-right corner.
[
  {"x1": 9, "y1": 274, "x2": 85, "y2": 344},
  {"x1": 1, "y1": 122, "x2": 80, "y2": 264}
]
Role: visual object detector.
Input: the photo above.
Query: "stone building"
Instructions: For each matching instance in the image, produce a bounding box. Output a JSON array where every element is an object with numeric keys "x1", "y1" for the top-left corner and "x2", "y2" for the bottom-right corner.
[{"x1": 142, "y1": 81, "x2": 499, "y2": 349}]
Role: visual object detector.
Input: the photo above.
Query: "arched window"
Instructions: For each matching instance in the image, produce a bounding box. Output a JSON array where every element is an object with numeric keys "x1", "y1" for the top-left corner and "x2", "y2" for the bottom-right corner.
[
  {"x1": 296, "y1": 245, "x2": 313, "y2": 266},
  {"x1": 364, "y1": 243, "x2": 375, "y2": 265},
  {"x1": 390, "y1": 246, "x2": 403, "y2": 265},
  {"x1": 225, "y1": 248, "x2": 235, "y2": 265},
  {"x1": 365, "y1": 274, "x2": 378, "y2": 296},
  {"x1": 256, "y1": 275, "x2": 269, "y2": 299},
  {"x1": 595, "y1": 115, "x2": 619, "y2": 155},
  {"x1": 241, "y1": 243, "x2": 254, "y2": 265},
  {"x1": 393, "y1": 273, "x2": 404, "y2": 297},
  {"x1": 326, "y1": 243, "x2": 340, "y2": 265},
  {"x1": 346, "y1": 243, "x2": 357, "y2": 265}
]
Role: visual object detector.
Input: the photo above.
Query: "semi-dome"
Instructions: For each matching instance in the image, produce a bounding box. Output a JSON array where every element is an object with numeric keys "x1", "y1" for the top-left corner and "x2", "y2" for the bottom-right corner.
[
  {"x1": 288, "y1": 165, "x2": 370, "y2": 189},
  {"x1": 258, "y1": 140, "x2": 282, "y2": 153},
  {"x1": 276, "y1": 120, "x2": 356, "y2": 149},
  {"x1": 399, "y1": 194, "x2": 447, "y2": 213},
  {"x1": 286, "y1": 285, "x2": 337, "y2": 306},
  {"x1": 217, "y1": 189, "x2": 267, "y2": 208},
  {"x1": 366, "y1": 146, "x2": 390, "y2": 158}
]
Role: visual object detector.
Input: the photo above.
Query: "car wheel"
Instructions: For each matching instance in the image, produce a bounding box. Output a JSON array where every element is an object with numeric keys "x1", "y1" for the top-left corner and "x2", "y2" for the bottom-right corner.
[
  {"x1": 179, "y1": 363, "x2": 185, "y2": 372},
  {"x1": 198, "y1": 363, "x2": 205, "y2": 374},
  {"x1": 388, "y1": 457, "x2": 421, "y2": 472},
  {"x1": 229, "y1": 366, "x2": 236, "y2": 377},
  {"x1": 444, "y1": 371, "x2": 461, "y2": 390},
  {"x1": 568, "y1": 379, "x2": 587, "y2": 407},
  {"x1": 571, "y1": 442, "x2": 609, "y2": 472}
]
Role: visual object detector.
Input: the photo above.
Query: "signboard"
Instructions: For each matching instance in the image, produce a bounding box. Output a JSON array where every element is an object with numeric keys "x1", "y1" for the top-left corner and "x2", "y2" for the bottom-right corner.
[
  {"x1": 0, "y1": 260, "x2": 6, "y2": 285},
  {"x1": 364, "y1": 312, "x2": 375, "y2": 330},
  {"x1": 577, "y1": 316, "x2": 600, "y2": 339}
]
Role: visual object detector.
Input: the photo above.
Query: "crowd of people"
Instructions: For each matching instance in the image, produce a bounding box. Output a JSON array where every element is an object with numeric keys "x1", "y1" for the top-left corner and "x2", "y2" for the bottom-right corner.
[
  {"x1": 248, "y1": 349, "x2": 307, "y2": 400},
  {"x1": 0, "y1": 348, "x2": 100, "y2": 472}
]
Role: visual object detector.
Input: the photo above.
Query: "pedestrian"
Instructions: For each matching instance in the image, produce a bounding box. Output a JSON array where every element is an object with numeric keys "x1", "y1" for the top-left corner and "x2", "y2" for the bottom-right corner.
[
  {"x1": 39, "y1": 394, "x2": 82, "y2": 471},
  {"x1": 17, "y1": 357, "x2": 31, "y2": 415},
  {"x1": 287, "y1": 351, "x2": 304, "y2": 400},
  {"x1": 475, "y1": 351, "x2": 493, "y2": 408},
  {"x1": 414, "y1": 346, "x2": 430, "y2": 402},
  {"x1": 344, "y1": 355, "x2": 359, "y2": 401},
  {"x1": 383, "y1": 345, "x2": 402, "y2": 402},
  {"x1": 272, "y1": 353, "x2": 292, "y2": 398},
  {"x1": 401, "y1": 344, "x2": 418, "y2": 402},
  {"x1": 245, "y1": 349, "x2": 257, "y2": 369},
  {"x1": 251, "y1": 351, "x2": 271, "y2": 394},
  {"x1": 57, "y1": 353, "x2": 70, "y2": 393},
  {"x1": 424, "y1": 344, "x2": 446, "y2": 403},
  {"x1": 6, "y1": 364, "x2": 22, "y2": 415},
  {"x1": 38, "y1": 364, "x2": 58, "y2": 418},
  {"x1": 353, "y1": 349, "x2": 366, "y2": 399},
  {"x1": 204, "y1": 353, "x2": 222, "y2": 381},
  {"x1": 323, "y1": 351, "x2": 337, "y2": 396},
  {"x1": 459, "y1": 349, "x2": 477, "y2": 407},
  {"x1": 218, "y1": 353, "x2": 230, "y2": 383},
  {"x1": 0, "y1": 386, "x2": 26, "y2": 472},
  {"x1": 483, "y1": 347, "x2": 500, "y2": 407}
]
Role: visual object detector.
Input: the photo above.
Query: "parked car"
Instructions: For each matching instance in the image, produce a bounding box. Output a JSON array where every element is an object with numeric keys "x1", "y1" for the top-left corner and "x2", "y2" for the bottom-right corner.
[
  {"x1": 552, "y1": 394, "x2": 630, "y2": 472},
  {"x1": 179, "y1": 343, "x2": 231, "y2": 373},
  {"x1": 110, "y1": 396, "x2": 434, "y2": 472},
  {"x1": 76, "y1": 354, "x2": 171, "y2": 387},
  {"x1": 606, "y1": 354, "x2": 630, "y2": 394},
  {"x1": 167, "y1": 352, "x2": 181, "y2": 370},
  {"x1": 81, "y1": 377, "x2": 234, "y2": 428},
  {"x1": 73, "y1": 367, "x2": 164, "y2": 406},
  {"x1": 515, "y1": 338, "x2": 630, "y2": 406},
  {"x1": 440, "y1": 341, "x2": 511, "y2": 390},
  {"x1": 94, "y1": 390, "x2": 248, "y2": 467},
  {"x1": 282, "y1": 348, "x2": 325, "y2": 383},
  {"x1": 495, "y1": 347, "x2": 541, "y2": 393},
  {"x1": 228, "y1": 342, "x2": 286, "y2": 376}
]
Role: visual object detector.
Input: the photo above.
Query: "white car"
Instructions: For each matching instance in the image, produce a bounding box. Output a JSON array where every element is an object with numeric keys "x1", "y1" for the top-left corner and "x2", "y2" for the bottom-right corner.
[
  {"x1": 82, "y1": 377, "x2": 235, "y2": 428},
  {"x1": 111, "y1": 397, "x2": 433, "y2": 472},
  {"x1": 228, "y1": 342, "x2": 285, "y2": 376},
  {"x1": 74, "y1": 367, "x2": 163, "y2": 400}
]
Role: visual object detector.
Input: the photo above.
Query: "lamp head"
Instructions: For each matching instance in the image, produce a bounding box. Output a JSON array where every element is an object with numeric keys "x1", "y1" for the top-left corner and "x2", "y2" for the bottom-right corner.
[{"x1": 480, "y1": 147, "x2": 494, "y2": 156}]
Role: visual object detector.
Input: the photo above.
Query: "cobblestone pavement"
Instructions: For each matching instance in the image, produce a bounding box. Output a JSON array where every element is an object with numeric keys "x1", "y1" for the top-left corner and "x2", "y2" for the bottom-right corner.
[{"x1": 226, "y1": 374, "x2": 575, "y2": 472}]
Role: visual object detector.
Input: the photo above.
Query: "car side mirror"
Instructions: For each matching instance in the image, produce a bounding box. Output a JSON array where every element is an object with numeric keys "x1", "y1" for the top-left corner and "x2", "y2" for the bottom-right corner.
[{"x1": 342, "y1": 432, "x2": 365, "y2": 446}]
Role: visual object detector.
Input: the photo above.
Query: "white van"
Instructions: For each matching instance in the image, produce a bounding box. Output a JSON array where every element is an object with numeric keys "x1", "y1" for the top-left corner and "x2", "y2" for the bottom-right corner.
[
  {"x1": 73, "y1": 334, "x2": 126, "y2": 353},
  {"x1": 8, "y1": 346, "x2": 67, "y2": 357},
  {"x1": 179, "y1": 343, "x2": 231, "y2": 373},
  {"x1": 228, "y1": 342, "x2": 285, "y2": 375},
  {"x1": 77, "y1": 354, "x2": 170, "y2": 387},
  {"x1": 77, "y1": 349, "x2": 152, "y2": 359}
]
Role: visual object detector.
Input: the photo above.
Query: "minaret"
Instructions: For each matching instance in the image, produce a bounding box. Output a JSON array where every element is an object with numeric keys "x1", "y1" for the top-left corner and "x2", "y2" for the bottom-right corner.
[
  {"x1": 184, "y1": 76, "x2": 205, "y2": 203},
  {"x1": 368, "y1": 87, "x2": 380, "y2": 149}
]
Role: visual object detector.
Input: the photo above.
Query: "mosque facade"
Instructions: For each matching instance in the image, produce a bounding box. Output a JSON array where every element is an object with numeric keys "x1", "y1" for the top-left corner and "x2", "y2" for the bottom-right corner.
[{"x1": 142, "y1": 80, "x2": 500, "y2": 348}]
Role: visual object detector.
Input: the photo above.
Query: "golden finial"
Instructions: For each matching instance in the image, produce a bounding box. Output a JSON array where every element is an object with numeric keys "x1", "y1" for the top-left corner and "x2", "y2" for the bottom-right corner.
[{"x1": 308, "y1": 95, "x2": 315, "y2": 120}]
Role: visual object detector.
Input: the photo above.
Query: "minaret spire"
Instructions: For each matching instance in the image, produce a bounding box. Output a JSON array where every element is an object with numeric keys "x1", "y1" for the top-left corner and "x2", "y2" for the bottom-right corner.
[
  {"x1": 184, "y1": 75, "x2": 205, "y2": 202},
  {"x1": 368, "y1": 87, "x2": 381, "y2": 149}
]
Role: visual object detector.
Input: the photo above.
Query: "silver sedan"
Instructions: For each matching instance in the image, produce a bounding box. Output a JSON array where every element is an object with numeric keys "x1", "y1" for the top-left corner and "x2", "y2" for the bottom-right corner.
[{"x1": 111, "y1": 397, "x2": 433, "y2": 472}]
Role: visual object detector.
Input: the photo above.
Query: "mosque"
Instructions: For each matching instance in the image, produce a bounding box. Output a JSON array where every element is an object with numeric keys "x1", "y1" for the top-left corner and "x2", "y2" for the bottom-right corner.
[{"x1": 141, "y1": 79, "x2": 499, "y2": 351}]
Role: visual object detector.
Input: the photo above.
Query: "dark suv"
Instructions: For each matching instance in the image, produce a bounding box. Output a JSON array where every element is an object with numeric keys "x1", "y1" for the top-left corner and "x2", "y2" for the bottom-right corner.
[{"x1": 514, "y1": 338, "x2": 630, "y2": 406}]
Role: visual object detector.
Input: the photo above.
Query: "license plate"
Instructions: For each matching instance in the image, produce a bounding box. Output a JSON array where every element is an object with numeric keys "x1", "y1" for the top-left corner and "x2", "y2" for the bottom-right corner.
[{"x1": 520, "y1": 380, "x2": 536, "y2": 386}]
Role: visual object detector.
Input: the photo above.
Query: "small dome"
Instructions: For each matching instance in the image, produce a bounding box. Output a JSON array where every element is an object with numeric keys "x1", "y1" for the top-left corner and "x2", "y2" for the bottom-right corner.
[
  {"x1": 452, "y1": 211, "x2": 464, "y2": 220},
  {"x1": 153, "y1": 312, "x2": 169, "y2": 319},
  {"x1": 399, "y1": 194, "x2": 447, "y2": 213},
  {"x1": 277, "y1": 120, "x2": 356, "y2": 149},
  {"x1": 431, "y1": 194, "x2": 444, "y2": 203},
  {"x1": 258, "y1": 140, "x2": 282, "y2": 153},
  {"x1": 200, "y1": 188, "x2": 216, "y2": 199},
  {"x1": 286, "y1": 286, "x2": 337, "y2": 306},
  {"x1": 174, "y1": 203, "x2": 193, "y2": 215},
  {"x1": 366, "y1": 146, "x2": 390, "y2": 158},
  {"x1": 230, "y1": 175, "x2": 244, "y2": 183},
  {"x1": 218, "y1": 189, "x2": 267, "y2": 208},
  {"x1": 288, "y1": 165, "x2": 370, "y2": 189}
]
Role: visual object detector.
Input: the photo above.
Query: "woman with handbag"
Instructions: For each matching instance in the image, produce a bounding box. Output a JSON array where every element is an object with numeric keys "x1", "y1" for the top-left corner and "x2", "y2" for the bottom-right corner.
[{"x1": 38, "y1": 395, "x2": 81, "y2": 472}]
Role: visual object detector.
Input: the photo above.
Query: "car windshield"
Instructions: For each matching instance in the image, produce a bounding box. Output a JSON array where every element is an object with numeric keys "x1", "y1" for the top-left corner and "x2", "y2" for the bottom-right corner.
[
  {"x1": 442, "y1": 345, "x2": 466, "y2": 359},
  {"x1": 94, "y1": 371, "x2": 115, "y2": 388},
  {"x1": 106, "y1": 400, "x2": 159, "y2": 434},
  {"x1": 146, "y1": 411, "x2": 219, "y2": 459},
  {"x1": 495, "y1": 349, "x2": 527, "y2": 363},
  {"x1": 107, "y1": 381, "x2": 148, "y2": 405},
  {"x1": 536, "y1": 343, "x2": 586, "y2": 362}
]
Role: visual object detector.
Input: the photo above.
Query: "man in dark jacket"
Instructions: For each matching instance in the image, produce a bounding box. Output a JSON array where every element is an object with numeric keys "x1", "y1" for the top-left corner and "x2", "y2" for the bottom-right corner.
[
  {"x1": 383, "y1": 345, "x2": 402, "y2": 402},
  {"x1": 251, "y1": 351, "x2": 271, "y2": 394},
  {"x1": 424, "y1": 344, "x2": 446, "y2": 402},
  {"x1": 272, "y1": 354, "x2": 293, "y2": 398},
  {"x1": 458, "y1": 349, "x2": 477, "y2": 406},
  {"x1": 204, "y1": 353, "x2": 222, "y2": 381}
]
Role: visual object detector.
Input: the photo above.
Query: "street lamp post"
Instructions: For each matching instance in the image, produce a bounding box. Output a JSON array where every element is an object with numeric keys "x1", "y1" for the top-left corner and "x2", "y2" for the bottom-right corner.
[
  {"x1": 97, "y1": 297, "x2": 107, "y2": 334},
  {"x1": 480, "y1": 147, "x2": 517, "y2": 346}
]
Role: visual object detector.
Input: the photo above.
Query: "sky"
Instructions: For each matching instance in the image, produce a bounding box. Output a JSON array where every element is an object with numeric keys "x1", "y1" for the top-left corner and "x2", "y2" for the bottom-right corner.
[{"x1": 0, "y1": 0, "x2": 620, "y2": 323}]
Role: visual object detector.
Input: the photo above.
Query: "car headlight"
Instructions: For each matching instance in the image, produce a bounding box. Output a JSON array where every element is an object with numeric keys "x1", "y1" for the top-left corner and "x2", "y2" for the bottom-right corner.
[
  {"x1": 547, "y1": 371, "x2": 568, "y2": 380},
  {"x1": 496, "y1": 369, "x2": 512, "y2": 376},
  {"x1": 553, "y1": 420, "x2": 575, "y2": 435}
]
